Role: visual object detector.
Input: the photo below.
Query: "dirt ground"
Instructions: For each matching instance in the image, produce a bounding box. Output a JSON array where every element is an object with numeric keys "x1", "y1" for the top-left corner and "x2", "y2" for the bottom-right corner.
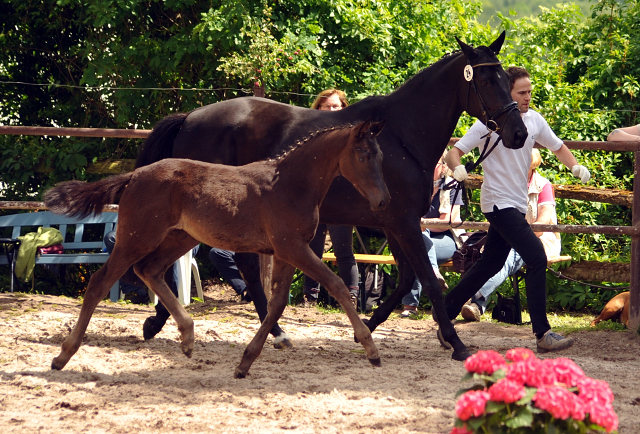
[{"x1": 1, "y1": 282, "x2": 639, "y2": 434}]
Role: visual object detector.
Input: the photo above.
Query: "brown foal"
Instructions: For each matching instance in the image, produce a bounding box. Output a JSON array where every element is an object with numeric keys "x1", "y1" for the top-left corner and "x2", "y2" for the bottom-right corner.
[{"x1": 44, "y1": 119, "x2": 389, "y2": 378}]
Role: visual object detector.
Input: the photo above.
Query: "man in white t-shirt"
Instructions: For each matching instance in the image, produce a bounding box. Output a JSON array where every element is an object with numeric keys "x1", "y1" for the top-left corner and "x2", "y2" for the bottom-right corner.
[{"x1": 442, "y1": 66, "x2": 591, "y2": 353}]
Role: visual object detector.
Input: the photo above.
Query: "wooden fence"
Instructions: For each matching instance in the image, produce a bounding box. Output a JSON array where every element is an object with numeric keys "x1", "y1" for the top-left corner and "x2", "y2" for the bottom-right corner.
[{"x1": 1, "y1": 125, "x2": 639, "y2": 331}]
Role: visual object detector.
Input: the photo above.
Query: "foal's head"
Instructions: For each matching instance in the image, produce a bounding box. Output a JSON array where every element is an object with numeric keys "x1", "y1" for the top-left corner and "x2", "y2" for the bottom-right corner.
[{"x1": 340, "y1": 119, "x2": 390, "y2": 212}]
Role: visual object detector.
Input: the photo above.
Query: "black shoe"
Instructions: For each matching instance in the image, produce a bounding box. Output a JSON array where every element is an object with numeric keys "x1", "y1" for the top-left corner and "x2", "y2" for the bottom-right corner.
[{"x1": 143, "y1": 315, "x2": 167, "y2": 340}]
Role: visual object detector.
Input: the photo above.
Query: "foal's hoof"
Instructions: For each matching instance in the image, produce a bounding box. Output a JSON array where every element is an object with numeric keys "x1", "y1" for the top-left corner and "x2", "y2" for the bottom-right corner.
[
  {"x1": 452, "y1": 348, "x2": 473, "y2": 361},
  {"x1": 143, "y1": 316, "x2": 167, "y2": 341},
  {"x1": 273, "y1": 334, "x2": 294, "y2": 349},
  {"x1": 368, "y1": 357, "x2": 382, "y2": 367},
  {"x1": 51, "y1": 357, "x2": 65, "y2": 371},
  {"x1": 234, "y1": 367, "x2": 248, "y2": 379}
]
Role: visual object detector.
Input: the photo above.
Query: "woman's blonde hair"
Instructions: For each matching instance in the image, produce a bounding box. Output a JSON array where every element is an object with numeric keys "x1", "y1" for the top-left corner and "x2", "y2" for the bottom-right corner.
[
  {"x1": 531, "y1": 148, "x2": 542, "y2": 171},
  {"x1": 437, "y1": 149, "x2": 452, "y2": 179},
  {"x1": 310, "y1": 89, "x2": 349, "y2": 110}
]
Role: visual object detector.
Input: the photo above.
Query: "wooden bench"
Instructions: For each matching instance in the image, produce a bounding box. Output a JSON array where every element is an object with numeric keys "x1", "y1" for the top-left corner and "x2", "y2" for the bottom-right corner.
[
  {"x1": 322, "y1": 250, "x2": 572, "y2": 322},
  {"x1": 0, "y1": 211, "x2": 203, "y2": 305},
  {"x1": 0, "y1": 211, "x2": 119, "y2": 298}
]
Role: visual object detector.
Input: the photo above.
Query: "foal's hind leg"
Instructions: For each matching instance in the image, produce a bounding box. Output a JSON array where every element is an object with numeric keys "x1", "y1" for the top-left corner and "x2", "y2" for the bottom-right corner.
[
  {"x1": 280, "y1": 246, "x2": 380, "y2": 366},
  {"x1": 235, "y1": 257, "x2": 296, "y2": 378},
  {"x1": 235, "y1": 252, "x2": 293, "y2": 349},
  {"x1": 134, "y1": 232, "x2": 198, "y2": 358},
  {"x1": 52, "y1": 259, "x2": 131, "y2": 370}
]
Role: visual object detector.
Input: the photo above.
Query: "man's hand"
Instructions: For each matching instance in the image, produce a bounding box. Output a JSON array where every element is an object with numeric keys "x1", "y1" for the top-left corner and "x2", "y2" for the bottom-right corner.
[
  {"x1": 453, "y1": 165, "x2": 468, "y2": 182},
  {"x1": 571, "y1": 165, "x2": 591, "y2": 183}
]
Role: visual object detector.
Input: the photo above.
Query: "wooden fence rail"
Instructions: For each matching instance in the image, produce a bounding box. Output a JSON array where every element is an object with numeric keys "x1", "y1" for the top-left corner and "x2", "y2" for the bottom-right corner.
[{"x1": 1, "y1": 125, "x2": 639, "y2": 331}]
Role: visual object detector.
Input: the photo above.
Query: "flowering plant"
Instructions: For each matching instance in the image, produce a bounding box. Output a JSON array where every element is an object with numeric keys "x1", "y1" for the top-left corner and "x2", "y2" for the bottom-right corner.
[{"x1": 451, "y1": 348, "x2": 618, "y2": 434}]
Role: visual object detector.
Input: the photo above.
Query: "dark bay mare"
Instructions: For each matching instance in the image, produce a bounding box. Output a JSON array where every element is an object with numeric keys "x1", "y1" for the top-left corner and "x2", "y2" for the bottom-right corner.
[
  {"x1": 135, "y1": 33, "x2": 528, "y2": 361},
  {"x1": 43, "y1": 120, "x2": 390, "y2": 378}
]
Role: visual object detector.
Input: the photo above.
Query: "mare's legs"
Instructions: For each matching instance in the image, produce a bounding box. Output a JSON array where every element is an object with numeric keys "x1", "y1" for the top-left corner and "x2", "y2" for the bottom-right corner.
[
  {"x1": 134, "y1": 230, "x2": 198, "y2": 357},
  {"x1": 235, "y1": 257, "x2": 296, "y2": 378},
  {"x1": 52, "y1": 249, "x2": 139, "y2": 370},
  {"x1": 234, "y1": 252, "x2": 292, "y2": 348},
  {"x1": 370, "y1": 228, "x2": 471, "y2": 361}
]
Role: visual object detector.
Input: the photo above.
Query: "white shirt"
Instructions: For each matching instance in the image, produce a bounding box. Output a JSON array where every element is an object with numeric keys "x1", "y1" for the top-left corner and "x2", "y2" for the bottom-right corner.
[{"x1": 455, "y1": 109, "x2": 563, "y2": 214}]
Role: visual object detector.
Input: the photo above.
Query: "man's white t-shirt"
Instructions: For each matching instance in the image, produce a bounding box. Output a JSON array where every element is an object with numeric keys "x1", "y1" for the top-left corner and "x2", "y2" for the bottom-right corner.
[{"x1": 455, "y1": 109, "x2": 563, "y2": 214}]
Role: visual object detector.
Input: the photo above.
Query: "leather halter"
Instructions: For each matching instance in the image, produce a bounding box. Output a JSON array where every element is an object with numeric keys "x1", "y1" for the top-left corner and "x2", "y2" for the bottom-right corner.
[{"x1": 467, "y1": 61, "x2": 519, "y2": 133}]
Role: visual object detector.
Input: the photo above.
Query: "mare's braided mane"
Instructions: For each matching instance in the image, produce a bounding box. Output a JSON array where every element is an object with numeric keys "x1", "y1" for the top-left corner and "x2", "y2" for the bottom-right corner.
[{"x1": 273, "y1": 123, "x2": 357, "y2": 161}]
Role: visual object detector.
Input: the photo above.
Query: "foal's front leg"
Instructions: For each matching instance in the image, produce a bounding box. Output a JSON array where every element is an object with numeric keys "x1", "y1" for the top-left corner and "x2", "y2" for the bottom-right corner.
[
  {"x1": 285, "y1": 247, "x2": 380, "y2": 366},
  {"x1": 235, "y1": 257, "x2": 295, "y2": 378}
]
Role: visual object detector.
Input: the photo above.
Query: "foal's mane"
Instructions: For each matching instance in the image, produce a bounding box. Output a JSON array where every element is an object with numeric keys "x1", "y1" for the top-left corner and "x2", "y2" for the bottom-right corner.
[{"x1": 272, "y1": 123, "x2": 357, "y2": 161}]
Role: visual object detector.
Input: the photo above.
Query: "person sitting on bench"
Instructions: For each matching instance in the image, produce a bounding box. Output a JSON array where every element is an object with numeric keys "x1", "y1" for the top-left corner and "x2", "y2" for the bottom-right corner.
[{"x1": 461, "y1": 149, "x2": 561, "y2": 321}]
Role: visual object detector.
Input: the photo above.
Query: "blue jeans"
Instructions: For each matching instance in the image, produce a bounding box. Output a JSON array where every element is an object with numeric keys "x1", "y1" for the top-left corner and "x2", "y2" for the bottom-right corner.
[
  {"x1": 209, "y1": 248, "x2": 246, "y2": 295},
  {"x1": 471, "y1": 248, "x2": 524, "y2": 313},
  {"x1": 401, "y1": 229, "x2": 457, "y2": 307}
]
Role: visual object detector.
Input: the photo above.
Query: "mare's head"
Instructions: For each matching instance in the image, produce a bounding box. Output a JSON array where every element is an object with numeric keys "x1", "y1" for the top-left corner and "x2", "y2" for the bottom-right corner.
[
  {"x1": 456, "y1": 31, "x2": 528, "y2": 149},
  {"x1": 340, "y1": 119, "x2": 391, "y2": 212}
]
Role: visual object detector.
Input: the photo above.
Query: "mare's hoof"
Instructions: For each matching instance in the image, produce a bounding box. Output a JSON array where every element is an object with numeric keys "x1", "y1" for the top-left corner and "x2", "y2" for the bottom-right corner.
[
  {"x1": 181, "y1": 343, "x2": 193, "y2": 358},
  {"x1": 273, "y1": 335, "x2": 294, "y2": 349},
  {"x1": 368, "y1": 357, "x2": 382, "y2": 367},
  {"x1": 452, "y1": 349, "x2": 473, "y2": 361},
  {"x1": 142, "y1": 316, "x2": 166, "y2": 341},
  {"x1": 234, "y1": 367, "x2": 247, "y2": 379}
]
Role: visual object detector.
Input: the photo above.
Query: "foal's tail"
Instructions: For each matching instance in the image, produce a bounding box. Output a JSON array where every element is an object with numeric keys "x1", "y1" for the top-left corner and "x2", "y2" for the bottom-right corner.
[
  {"x1": 43, "y1": 173, "x2": 134, "y2": 219},
  {"x1": 135, "y1": 112, "x2": 189, "y2": 168}
]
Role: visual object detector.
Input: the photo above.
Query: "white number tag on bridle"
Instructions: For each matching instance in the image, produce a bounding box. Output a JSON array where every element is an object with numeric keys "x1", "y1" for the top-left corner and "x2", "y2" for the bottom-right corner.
[{"x1": 464, "y1": 65, "x2": 473, "y2": 81}]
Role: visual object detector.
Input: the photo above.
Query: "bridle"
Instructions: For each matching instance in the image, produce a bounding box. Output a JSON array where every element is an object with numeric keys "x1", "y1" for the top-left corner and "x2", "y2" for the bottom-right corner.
[{"x1": 466, "y1": 61, "x2": 519, "y2": 134}]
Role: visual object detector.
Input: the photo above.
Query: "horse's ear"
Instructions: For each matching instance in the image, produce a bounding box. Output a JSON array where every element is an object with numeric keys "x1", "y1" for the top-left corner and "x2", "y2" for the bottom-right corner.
[
  {"x1": 488, "y1": 31, "x2": 506, "y2": 55},
  {"x1": 368, "y1": 119, "x2": 386, "y2": 137},
  {"x1": 456, "y1": 36, "x2": 478, "y2": 61},
  {"x1": 355, "y1": 118, "x2": 374, "y2": 139}
]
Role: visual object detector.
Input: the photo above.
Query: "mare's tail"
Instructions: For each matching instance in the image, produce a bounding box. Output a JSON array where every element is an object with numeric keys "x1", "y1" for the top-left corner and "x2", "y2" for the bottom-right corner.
[
  {"x1": 43, "y1": 173, "x2": 134, "y2": 219},
  {"x1": 135, "y1": 112, "x2": 189, "y2": 168}
]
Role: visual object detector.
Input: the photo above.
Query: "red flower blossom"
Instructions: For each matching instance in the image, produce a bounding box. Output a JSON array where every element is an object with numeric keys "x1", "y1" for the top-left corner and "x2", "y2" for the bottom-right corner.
[
  {"x1": 577, "y1": 377, "x2": 614, "y2": 406},
  {"x1": 547, "y1": 358, "x2": 585, "y2": 387},
  {"x1": 506, "y1": 357, "x2": 541, "y2": 387},
  {"x1": 528, "y1": 359, "x2": 559, "y2": 387},
  {"x1": 455, "y1": 390, "x2": 491, "y2": 421},
  {"x1": 488, "y1": 378, "x2": 526, "y2": 404},
  {"x1": 505, "y1": 348, "x2": 536, "y2": 363},
  {"x1": 464, "y1": 350, "x2": 507, "y2": 375},
  {"x1": 533, "y1": 385, "x2": 585, "y2": 421},
  {"x1": 587, "y1": 402, "x2": 619, "y2": 433},
  {"x1": 449, "y1": 426, "x2": 473, "y2": 434}
]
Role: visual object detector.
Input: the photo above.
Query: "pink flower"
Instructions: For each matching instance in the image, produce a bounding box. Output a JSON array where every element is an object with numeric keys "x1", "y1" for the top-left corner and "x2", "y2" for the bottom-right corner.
[
  {"x1": 587, "y1": 402, "x2": 619, "y2": 433},
  {"x1": 449, "y1": 426, "x2": 473, "y2": 434},
  {"x1": 455, "y1": 390, "x2": 491, "y2": 421},
  {"x1": 577, "y1": 377, "x2": 614, "y2": 406},
  {"x1": 506, "y1": 357, "x2": 541, "y2": 386},
  {"x1": 464, "y1": 350, "x2": 507, "y2": 375},
  {"x1": 505, "y1": 347, "x2": 536, "y2": 363},
  {"x1": 288, "y1": 56, "x2": 293, "y2": 60},
  {"x1": 533, "y1": 384, "x2": 585, "y2": 421},
  {"x1": 255, "y1": 82, "x2": 260, "y2": 86},
  {"x1": 488, "y1": 378, "x2": 526, "y2": 404},
  {"x1": 528, "y1": 359, "x2": 558, "y2": 387},
  {"x1": 548, "y1": 358, "x2": 585, "y2": 387}
]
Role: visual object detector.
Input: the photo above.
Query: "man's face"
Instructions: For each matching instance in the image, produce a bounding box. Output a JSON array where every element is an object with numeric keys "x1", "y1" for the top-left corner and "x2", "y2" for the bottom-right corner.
[{"x1": 511, "y1": 77, "x2": 532, "y2": 113}]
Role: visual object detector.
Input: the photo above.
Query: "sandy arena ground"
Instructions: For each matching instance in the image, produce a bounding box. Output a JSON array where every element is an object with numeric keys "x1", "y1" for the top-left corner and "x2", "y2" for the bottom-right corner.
[{"x1": 1, "y1": 282, "x2": 639, "y2": 434}]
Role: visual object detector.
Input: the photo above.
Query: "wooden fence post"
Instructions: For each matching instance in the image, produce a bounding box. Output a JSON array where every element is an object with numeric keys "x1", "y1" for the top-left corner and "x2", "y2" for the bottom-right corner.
[{"x1": 629, "y1": 150, "x2": 640, "y2": 333}]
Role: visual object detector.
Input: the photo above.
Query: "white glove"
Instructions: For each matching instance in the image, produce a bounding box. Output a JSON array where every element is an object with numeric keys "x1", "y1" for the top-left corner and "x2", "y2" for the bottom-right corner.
[
  {"x1": 571, "y1": 165, "x2": 591, "y2": 183},
  {"x1": 453, "y1": 165, "x2": 468, "y2": 182}
]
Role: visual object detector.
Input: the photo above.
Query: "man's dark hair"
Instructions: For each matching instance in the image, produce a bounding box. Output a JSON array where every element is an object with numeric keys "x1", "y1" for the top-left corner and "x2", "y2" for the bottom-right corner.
[{"x1": 506, "y1": 66, "x2": 530, "y2": 90}]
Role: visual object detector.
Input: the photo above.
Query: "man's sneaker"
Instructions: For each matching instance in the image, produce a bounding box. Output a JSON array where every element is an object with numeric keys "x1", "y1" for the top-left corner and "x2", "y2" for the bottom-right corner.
[
  {"x1": 461, "y1": 303, "x2": 482, "y2": 322},
  {"x1": 536, "y1": 330, "x2": 575, "y2": 354}
]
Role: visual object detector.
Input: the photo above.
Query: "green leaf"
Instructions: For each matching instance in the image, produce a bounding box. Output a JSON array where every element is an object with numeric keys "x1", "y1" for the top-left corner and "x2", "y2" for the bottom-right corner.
[{"x1": 505, "y1": 406, "x2": 534, "y2": 429}]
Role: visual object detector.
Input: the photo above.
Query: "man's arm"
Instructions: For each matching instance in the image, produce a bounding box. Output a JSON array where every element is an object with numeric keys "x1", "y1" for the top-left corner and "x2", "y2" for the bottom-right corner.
[
  {"x1": 607, "y1": 125, "x2": 640, "y2": 142},
  {"x1": 552, "y1": 144, "x2": 590, "y2": 183},
  {"x1": 445, "y1": 147, "x2": 468, "y2": 181},
  {"x1": 533, "y1": 204, "x2": 555, "y2": 237}
]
